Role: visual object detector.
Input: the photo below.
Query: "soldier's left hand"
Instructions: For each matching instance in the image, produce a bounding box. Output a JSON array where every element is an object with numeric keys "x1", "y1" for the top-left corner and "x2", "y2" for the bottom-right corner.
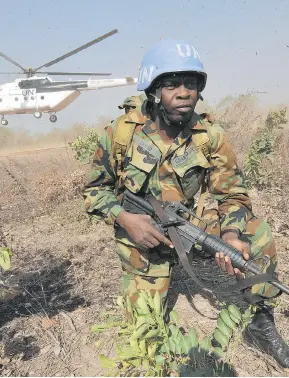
[{"x1": 215, "y1": 232, "x2": 251, "y2": 280}]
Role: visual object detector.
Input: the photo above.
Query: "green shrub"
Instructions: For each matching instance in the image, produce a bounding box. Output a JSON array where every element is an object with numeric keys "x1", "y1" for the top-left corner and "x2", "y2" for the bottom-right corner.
[
  {"x1": 0, "y1": 247, "x2": 12, "y2": 271},
  {"x1": 68, "y1": 128, "x2": 99, "y2": 163},
  {"x1": 244, "y1": 108, "x2": 287, "y2": 188},
  {"x1": 93, "y1": 291, "x2": 252, "y2": 377}
]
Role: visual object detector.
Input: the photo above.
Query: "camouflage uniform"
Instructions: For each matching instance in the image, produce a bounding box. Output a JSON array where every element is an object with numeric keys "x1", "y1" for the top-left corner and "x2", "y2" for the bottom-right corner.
[{"x1": 83, "y1": 106, "x2": 279, "y2": 307}]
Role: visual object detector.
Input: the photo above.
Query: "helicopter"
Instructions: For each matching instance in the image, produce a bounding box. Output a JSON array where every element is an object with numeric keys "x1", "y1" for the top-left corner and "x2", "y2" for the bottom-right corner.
[{"x1": 0, "y1": 29, "x2": 137, "y2": 125}]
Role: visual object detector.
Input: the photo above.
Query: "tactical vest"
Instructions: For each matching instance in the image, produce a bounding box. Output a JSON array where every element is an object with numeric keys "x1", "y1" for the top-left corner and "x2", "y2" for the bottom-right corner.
[{"x1": 110, "y1": 109, "x2": 215, "y2": 219}]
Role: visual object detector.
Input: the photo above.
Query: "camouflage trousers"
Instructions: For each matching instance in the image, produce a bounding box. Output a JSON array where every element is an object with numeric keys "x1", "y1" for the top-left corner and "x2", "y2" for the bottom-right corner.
[{"x1": 115, "y1": 209, "x2": 279, "y2": 308}]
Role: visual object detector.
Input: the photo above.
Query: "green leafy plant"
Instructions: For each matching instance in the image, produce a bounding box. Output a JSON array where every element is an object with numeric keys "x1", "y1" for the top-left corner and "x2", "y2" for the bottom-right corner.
[
  {"x1": 0, "y1": 247, "x2": 12, "y2": 271},
  {"x1": 92, "y1": 291, "x2": 249, "y2": 377},
  {"x1": 68, "y1": 128, "x2": 99, "y2": 163},
  {"x1": 265, "y1": 108, "x2": 287, "y2": 130},
  {"x1": 0, "y1": 246, "x2": 21, "y2": 301},
  {"x1": 244, "y1": 130, "x2": 275, "y2": 187},
  {"x1": 244, "y1": 108, "x2": 287, "y2": 188}
]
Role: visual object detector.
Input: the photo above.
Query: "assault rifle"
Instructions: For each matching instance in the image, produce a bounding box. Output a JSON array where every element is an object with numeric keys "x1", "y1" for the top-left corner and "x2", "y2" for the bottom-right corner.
[{"x1": 121, "y1": 190, "x2": 289, "y2": 298}]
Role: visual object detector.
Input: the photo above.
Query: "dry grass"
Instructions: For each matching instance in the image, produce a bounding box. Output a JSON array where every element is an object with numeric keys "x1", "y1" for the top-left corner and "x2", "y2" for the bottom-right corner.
[
  {"x1": 0, "y1": 117, "x2": 110, "y2": 154},
  {"x1": 0, "y1": 97, "x2": 289, "y2": 376},
  {"x1": 0, "y1": 148, "x2": 121, "y2": 376}
]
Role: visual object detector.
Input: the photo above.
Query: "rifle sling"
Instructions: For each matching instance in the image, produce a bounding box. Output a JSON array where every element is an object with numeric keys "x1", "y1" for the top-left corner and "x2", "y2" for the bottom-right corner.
[
  {"x1": 146, "y1": 194, "x2": 213, "y2": 296},
  {"x1": 232, "y1": 273, "x2": 278, "y2": 291}
]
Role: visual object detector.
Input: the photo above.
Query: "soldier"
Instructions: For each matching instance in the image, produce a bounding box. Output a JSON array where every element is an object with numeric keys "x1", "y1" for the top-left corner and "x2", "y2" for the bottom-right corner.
[{"x1": 83, "y1": 39, "x2": 289, "y2": 367}]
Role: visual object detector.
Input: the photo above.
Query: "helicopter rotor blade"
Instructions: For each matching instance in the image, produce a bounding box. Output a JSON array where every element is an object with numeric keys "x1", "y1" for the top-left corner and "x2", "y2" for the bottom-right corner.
[
  {"x1": 39, "y1": 71, "x2": 112, "y2": 76},
  {"x1": 0, "y1": 52, "x2": 26, "y2": 71},
  {"x1": 35, "y1": 29, "x2": 118, "y2": 71},
  {"x1": 0, "y1": 72, "x2": 24, "y2": 74}
]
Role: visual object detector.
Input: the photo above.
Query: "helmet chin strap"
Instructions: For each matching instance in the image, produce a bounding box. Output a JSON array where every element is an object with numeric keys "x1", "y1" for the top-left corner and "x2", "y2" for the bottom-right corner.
[
  {"x1": 160, "y1": 105, "x2": 172, "y2": 126},
  {"x1": 150, "y1": 86, "x2": 172, "y2": 126}
]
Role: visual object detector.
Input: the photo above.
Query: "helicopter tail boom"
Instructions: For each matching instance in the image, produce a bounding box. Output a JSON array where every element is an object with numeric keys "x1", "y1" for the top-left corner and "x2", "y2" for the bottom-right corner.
[{"x1": 83, "y1": 76, "x2": 137, "y2": 91}]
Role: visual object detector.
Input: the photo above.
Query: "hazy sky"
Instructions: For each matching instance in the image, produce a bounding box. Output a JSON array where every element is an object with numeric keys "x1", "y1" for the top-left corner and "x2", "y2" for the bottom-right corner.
[{"x1": 1, "y1": 0, "x2": 288, "y2": 134}]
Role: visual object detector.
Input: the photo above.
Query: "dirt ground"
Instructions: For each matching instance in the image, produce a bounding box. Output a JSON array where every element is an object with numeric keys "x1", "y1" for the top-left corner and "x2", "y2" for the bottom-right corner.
[{"x1": 0, "y1": 146, "x2": 289, "y2": 377}]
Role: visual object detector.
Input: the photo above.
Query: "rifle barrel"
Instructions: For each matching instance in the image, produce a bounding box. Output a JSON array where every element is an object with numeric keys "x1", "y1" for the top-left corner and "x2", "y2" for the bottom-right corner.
[{"x1": 198, "y1": 233, "x2": 289, "y2": 295}]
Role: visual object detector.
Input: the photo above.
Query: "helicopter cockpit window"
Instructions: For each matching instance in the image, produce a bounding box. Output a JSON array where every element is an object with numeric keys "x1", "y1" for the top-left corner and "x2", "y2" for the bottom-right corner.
[{"x1": 18, "y1": 78, "x2": 49, "y2": 89}]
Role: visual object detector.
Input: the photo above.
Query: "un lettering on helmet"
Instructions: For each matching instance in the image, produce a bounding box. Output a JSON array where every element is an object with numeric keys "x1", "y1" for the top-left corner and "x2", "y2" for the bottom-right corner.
[
  {"x1": 138, "y1": 66, "x2": 154, "y2": 86},
  {"x1": 176, "y1": 44, "x2": 203, "y2": 62}
]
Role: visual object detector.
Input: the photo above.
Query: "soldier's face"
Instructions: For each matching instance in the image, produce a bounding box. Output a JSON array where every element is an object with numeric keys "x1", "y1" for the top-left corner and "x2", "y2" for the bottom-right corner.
[{"x1": 160, "y1": 73, "x2": 199, "y2": 124}]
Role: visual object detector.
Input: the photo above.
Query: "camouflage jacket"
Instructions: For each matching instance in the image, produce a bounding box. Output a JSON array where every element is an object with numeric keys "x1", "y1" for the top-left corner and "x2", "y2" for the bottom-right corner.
[{"x1": 83, "y1": 109, "x2": 252, "y2": 233}]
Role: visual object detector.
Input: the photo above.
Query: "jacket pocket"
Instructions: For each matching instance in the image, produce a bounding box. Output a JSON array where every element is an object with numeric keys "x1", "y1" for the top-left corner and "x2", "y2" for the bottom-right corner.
[
  {"x1": 122, "y1": 135, "x2": 161, "y2": 193},
  {"x1": 171, "y1": 148, "x2": 210, "y2": 200}
]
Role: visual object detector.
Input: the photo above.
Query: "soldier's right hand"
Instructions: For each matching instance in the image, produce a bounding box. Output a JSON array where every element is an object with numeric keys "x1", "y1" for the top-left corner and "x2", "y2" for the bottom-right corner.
[{"x1": 116, "y1": 211, "x2": 174, "y2": 250}]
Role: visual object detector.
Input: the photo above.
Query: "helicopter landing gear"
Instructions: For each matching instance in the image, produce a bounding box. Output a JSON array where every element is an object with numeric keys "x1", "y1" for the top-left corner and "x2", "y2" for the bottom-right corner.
[
  {"x1": 34, "y1": 111, "x2": 42, "y2": 119},
  {"x1": 1, "y1": 117, "x2": 8, "y2": 126},
  {"x1": 49, "y1": 114, "x2": 57, "y2": 123}
]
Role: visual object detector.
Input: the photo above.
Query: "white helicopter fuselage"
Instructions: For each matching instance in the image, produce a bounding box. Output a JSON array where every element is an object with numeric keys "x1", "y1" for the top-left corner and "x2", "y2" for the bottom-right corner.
[
  {"x1": 0, "y1": 28, "x2": 137, "y2": 125},
  {"x1": 0, "y1": 76, "x2": 137, "y2": 116},
  {"x1": 0, "y1": 86, "x2": 79, "y2": 115}
]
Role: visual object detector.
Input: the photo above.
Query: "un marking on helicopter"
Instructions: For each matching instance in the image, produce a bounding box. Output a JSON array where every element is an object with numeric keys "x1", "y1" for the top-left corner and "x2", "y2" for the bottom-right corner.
[{"x1": 0, "y1": 29, "x2": 137, "y2": 126}]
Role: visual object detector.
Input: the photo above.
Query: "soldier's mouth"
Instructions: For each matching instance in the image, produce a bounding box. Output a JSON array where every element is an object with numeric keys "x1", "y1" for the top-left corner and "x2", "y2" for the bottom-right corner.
[{"x1": 175, "y1": 104, "x2": 193, "y2": 113}]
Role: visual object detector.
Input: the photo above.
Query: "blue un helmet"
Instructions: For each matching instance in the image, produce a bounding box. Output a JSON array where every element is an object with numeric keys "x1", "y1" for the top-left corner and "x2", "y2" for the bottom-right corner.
[{"x1": 137, "y1": 39, "x2": 207, "y2": 93}]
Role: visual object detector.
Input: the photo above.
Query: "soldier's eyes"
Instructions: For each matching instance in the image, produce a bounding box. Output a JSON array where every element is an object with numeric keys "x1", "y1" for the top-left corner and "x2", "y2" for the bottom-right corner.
[
  {"x1": 162, "y1": 81, "x2": 179, "y2": 89},
  {"x1": 162, "y1": 78, "x2": 198, "y2": 90},
  {"x1": 183, "y1": 78, "x2": 198, "y2": 89}
]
